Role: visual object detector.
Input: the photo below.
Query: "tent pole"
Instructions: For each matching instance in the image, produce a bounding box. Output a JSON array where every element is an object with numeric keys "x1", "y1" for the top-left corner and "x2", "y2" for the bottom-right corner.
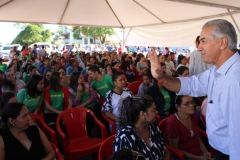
[
  {"x1": 227, "y1": 9, "x2": 240, "y2": 34},
  {"x1": 122, "y1": 28, "x2": 125, "y2": 53}
]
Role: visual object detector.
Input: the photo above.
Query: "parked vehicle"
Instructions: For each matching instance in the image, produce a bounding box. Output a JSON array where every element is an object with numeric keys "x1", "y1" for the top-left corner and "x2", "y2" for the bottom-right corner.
[
  {"x1": 29, "y1": 42, "x2": 53, "y2": 52},
  {"x1": 0, "y1": 45, "x2": 13, "y2": 60}
]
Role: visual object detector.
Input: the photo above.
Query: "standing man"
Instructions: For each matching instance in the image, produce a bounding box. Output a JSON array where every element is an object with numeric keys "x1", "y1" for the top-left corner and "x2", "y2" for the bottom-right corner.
[
  {"x1": 149, "y1": 19, "x2": 240, "y2": 160},
  {"x1": 189, "y1": 36, "x2": 212, "y2": 76}
]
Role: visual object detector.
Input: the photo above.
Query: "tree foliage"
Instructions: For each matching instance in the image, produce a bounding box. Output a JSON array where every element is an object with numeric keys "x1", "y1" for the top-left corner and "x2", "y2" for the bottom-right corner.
[
  {"x1": 53, "y1": 26, "x2": 64, "y2": 42},
  {"x1": 12, "y1": 24, "x2": 52, "y2": 45},
  {"x1": 73, "y1": 26, "x2": 114, "y2": 44}
]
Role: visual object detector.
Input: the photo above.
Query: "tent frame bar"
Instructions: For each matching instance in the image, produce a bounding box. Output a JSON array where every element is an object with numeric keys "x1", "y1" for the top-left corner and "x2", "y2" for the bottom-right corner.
[
  {"x1": 59, "y1": 0, "x2": 70, "y2": 23},
  {"x1": 105, "y1": 0, "x2": 123, "y2": 28},
  {"x1": 0, "y1": 0, "x2": 13, "y2": 8},
  {"x1": 227, "y1": 9, "x2": 240, "y2": 34},
  {"x1": 168, "y1": 0, "x2": 240, "y2": 11}
]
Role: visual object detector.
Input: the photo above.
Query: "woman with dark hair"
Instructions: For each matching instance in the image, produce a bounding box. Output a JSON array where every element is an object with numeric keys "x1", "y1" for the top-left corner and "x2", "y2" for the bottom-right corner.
[
  {"x1": 2, "y1": 69, "x2": 25, "y2": 94},
  {"x1": 101, "y1": 59, "x2": 109, "y2": 69},
  {"x1": 177, "y1": 55, "x2": 189, "y2": 70},
  {"x1": 43, "y1": 69, "x2": 52, "y2": 89},
  {"x1": 113, "y1": 95, "x2": 169, "y2": 160},
  {"x1": 120, "y1": 55, "x2": 135, "y2": 82},
  {"x1": 44, "y1": 72, "x2": 72, "y2": 131},
  {"x1": 175, "y1": 66, "x2": 189, "y2": 77},
  {"x1": 68, "y1": 71, "x2": 101, "y2": 134},
  {"x1": 0, "y1": 92, "x2": 17, "y2": 132},
  {"x1": 17, "y1": 75, "x2": 44, "y2": 114},
  {"x1": 166, "y1": 95, "x2": 211, "y2": 160},
  {"x1": 0, "y1": 102, "x2": 55, "y2": 160},
  {"x1": 103, "y1": 71, "x2": 132, "y2": 124}
]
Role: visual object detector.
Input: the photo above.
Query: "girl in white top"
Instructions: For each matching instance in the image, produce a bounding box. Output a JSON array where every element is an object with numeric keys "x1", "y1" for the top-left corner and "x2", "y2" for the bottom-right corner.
[
  {"x1": 102, "y1": 71, "x2": 132, "y2": 122},
  {"x1": 176, "y1": 55, "x2": 189, "y2": 70}
]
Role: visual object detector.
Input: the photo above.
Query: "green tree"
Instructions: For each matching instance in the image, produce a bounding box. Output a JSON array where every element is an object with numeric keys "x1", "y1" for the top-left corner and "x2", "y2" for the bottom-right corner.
[
  {"x1": 73, "y1": 26, "x2": 114, "y2": 44},
  {"x1": 73, "y1": 26, "x2": 82, "y2": 39},
  {"x1": 42, "y1": 29, "x2": 52, "y2": 42},
  {"x1": 12, "y1": 24, "x2": 52, "y2": 45},
  {"x1": 53, "y1": 26, "x2": 63, "y2": 42}
]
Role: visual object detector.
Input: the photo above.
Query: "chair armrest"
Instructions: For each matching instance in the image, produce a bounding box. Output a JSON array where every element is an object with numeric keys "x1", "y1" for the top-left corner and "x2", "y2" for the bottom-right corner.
[
  {"x1": 166, "y1": 143, "x2": 184, "y2": 160},
  {"x1": 90, "y1": 111, "x2": 107, "y2": 140},
  {"x1": 101, "y1": 111, "x2": 116, "y2": 134},
  {"x1": 56, "y1": 114, "x2": 69, "y2": 155},
  {"x1": 198, "y1": 128, "x2": 208, "y2": 138}
]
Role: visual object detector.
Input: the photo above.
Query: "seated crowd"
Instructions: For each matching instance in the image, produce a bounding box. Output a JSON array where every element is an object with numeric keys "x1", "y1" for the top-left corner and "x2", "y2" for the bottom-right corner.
[{"x1": 0, "y1": 42, "x2": 211, "y2": 160}]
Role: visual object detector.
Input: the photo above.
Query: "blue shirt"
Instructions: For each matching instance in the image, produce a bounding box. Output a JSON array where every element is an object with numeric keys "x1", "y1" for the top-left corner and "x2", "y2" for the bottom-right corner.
[
  {"x1": 40, "y1": 66, "x2": 51, "y2": 75},
  {"x1": 178, "y1": 53, "x2": 240, "y2": 159},
  {"x1": 66, "y1": 66, "x2": 78, "y2": 75}
]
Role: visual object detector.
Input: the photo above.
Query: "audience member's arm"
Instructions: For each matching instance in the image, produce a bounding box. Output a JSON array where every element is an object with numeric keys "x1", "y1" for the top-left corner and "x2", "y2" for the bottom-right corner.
[
  {"x1": 105, "y1": 112, "x2": 118, "y2": 121},
  {"x1": 0, "y1": 136, "x2": 5, "y2": 160},
  {"x1": 198, "y1": 135, "x2": 211, "y2": 157},
  {"x1": 38, "y1": 127, "x2": 55, "y2": 160},
  {"x1": 168, "y1": 138, "x2": 207, "y2": 160},
  {"x1": 34, "y1": 101, "x2": 42, "y2": 114},
  {"x1": 163, "y1": 148, "x2": 170, "y2": 160},
  {"x1": 44, "y1": 101, "x2": 62, "y2": 114},
  {"x1": 68, "y1": 98, "x2": 73, "y2": 108}
]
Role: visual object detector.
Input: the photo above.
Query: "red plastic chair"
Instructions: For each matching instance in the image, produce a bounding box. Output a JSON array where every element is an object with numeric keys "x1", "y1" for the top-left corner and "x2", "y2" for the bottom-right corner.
[
  {"x1": 30, "y1": 113, "x2": 58, "y2": 148},
  {"x1": 158, "y1": 119, "x2": 184, "y2": 160},
  {"x1": 51, "y1": 142, "x2": 64, "y2": 160},
  {"x1": 127, "y1": 81, "x2": 142, "y2": 95},
  {"x1": 56, "y1": 107, "x2": 107, "y2": 160},
  {"x1": 98, "y1": 134, "x2": 116, "y2": 160},
  {"x1": 101, "y1": 105, "x2": 116, "y2": 135},
  {"x1": 156, "y1": 115, "x2": 162, "y2": 124},
  {"x1": 200, "y1": 112, "x2": 206, "y2": 127}
]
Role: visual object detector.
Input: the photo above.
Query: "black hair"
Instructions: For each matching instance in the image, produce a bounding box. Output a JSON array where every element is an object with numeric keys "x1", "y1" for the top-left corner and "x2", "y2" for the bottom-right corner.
[
  {"x1": 43, "y1": 57, "x2": 50, "y2": 62},
  {"x1": 108, "y1": 148, "x2": 145, "y2": 160},
  {"x1": 121, "y1": 54, "x2": 127, "y2": 62},
  {"x1": 69, "y1": 59, "x2": 75, "y2": 66},
  {"x1": 27, "y1": 65, "x2": 36, "y2": 73},
  {"x1": 111, "y1": 61, "x2": 119, "y2": 68},
  {"x1": 112, "y1": 71, "x2": 125, "y2": 83},
  {"x1": 118, "y1": 95, "x2": 154, "y2": 128},
  {"x1": 50, "y1": 72, "x2": 61, "y2": 91},
  {"x1": 196, "y1": 36, "x2": 200, "y2": 43},
  {"x1": 51, "y1": 60, "x2": 57, "y2": 67},
  {"x1": 88, "y1": 65, "x2": 100, "y2": 74},
  {"x1": 177, "y1": 55, "x2": 186, "y2": 65},
  {"x1": 143, "y1": 69, "x2": 152, "y2": 79},
  {"x1": 2, "y1": 102, "x2": 24, "y2": 126},
  {"x1": 25, "y1": 74, "x2": 43, "y2": 97},
  {"x1": 0, "y1": 70, "x2": 3, "y2": 74},
  {"x1": 101, "y1": 59, "x2": 108, "y2": 68},
  {"x1": 8, "y1": 59, "x2": 20, "y2": 71},
  {"x1": 175, "y1": 66, "x2": 189, "y2": 77},
  {"x1": 57, "y1": 66, "x2": 66, "y2": 72},
  {"x1": 170, "y1": 52, "x2": 175, "y2": 55},
  {"x1": 69, "y1": 72, "x2": 81, "y2": 92},
  {"x1": 43, "y1": 69, "x2": 52, "y2": 88},
  {"x1": 164, "y1": 54, "x2": 170, "y2": 59},
  {"x1": 1, "y1": 91, "x2": 16, "y2": 110}
]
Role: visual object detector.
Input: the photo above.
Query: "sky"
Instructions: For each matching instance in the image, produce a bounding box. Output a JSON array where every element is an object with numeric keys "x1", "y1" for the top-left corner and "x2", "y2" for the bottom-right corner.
[{"x1": 0, "y1": 22, "x2": 59, "y2": 45}]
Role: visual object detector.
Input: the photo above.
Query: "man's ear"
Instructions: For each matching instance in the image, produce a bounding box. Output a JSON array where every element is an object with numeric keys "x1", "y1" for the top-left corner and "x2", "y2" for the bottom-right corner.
[{"x1": 220, "y1": 37, "x2": 228, "y2": 51}]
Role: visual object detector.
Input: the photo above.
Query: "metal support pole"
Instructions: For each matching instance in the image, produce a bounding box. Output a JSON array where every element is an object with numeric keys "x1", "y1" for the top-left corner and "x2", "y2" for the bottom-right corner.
[
  {"x1": 228, "y1": 9, "x2": 240, "y2": 34},
  {"x1": 122, "y1": 28, "x2": 125, "y2": 53}
]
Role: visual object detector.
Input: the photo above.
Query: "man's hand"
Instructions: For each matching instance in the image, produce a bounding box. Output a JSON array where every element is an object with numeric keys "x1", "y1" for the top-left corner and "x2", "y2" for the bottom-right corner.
[{"x1": 149, "y1": 48, "x2": 164, "y2": 80}]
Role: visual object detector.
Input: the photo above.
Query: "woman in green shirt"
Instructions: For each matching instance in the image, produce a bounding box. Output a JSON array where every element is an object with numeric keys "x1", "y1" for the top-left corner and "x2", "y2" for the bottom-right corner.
[
  {"x1": 17, "y1": 74, "x2": 44, "y2": 114},
  {"x1": 44, "y1": 72, "x2": 72, "y2": 131}
]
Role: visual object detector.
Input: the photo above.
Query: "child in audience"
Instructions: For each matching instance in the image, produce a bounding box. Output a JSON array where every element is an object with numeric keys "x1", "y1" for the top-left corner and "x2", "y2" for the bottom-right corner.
[
  {"x1": 66, "y1": 59, "x2": 78, "y2": 75},
  {"x1": 43, "y1": 69, "x2": 52, "y2": 89},
  {"x1": 22, "y1": 65, "x2": 37, "y2": 84},
  {"x1": 50, "y1": 60, "x2": 58, "y2": 72},
  {"x1": 138, "y1": 70, "x2": 153, "y2": 95},
  {"x1": 40, "y1": 58, "x2": 51, "y2": 75},
  {"x1": 102, "y1": 71, "x2": 132, "y2": 130}
]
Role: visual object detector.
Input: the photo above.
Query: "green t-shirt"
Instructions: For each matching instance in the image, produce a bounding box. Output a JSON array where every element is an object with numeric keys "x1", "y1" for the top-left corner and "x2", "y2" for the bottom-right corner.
[
  {"x1": 23, "y1": 74, "x2": 31, "y2": 84},
  {"x1": 79, "y1": 88, "x2": 95, "y2": 108},
  {"x1": 160, "y1": 88, "x2": 171, "y2": 111},
  {"x1": 0, "y1": 64, "x2": 7, "y2": 72},
  {"x1": 17, "y1": 88, "x2": 43, "y2": 113},
  {"x1": 44, "y1": 89, "x2": 64, "y2": 114},
  {"x1": 91, "y1": 75, "x2": 114, "y2": 98}
]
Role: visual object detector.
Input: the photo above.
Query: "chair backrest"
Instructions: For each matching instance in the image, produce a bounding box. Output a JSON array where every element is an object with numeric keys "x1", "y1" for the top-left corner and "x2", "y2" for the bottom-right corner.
[
  {"x1": 30, "y1": 113, "x2": 58, "y2": 147},
  {"x1": 57, "y1": 108, "x2": 94, "y2": 143},
  {"x1": 127, "y1": 81, "x2": 142, "y2": 95},
  {"x1": 98, "y1": 134, "x2": 115, "y2": 160},
  {"x1": 51, "y1": 142, "x2": 64, "y2": 160},
  {"x1": 158, "y1": 119, "x2": 167, "y2": 141},
  {"x1": 200, "y1": 112, "x2": 206, "y2": 127}
]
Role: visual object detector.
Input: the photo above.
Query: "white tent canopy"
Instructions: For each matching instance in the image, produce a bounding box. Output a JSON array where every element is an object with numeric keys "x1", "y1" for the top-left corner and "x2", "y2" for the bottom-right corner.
[{"x1": 0, "y1": 0, "x2": 239, "y2": 46}]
